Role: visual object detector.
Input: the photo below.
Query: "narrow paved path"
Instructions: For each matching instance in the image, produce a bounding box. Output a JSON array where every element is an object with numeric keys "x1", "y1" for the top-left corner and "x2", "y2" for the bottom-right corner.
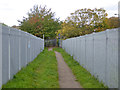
[
  {"x1": 48, "y1": 47, "x2": 54, "y2": 51},
  {"x1": 54, "y1": 51, "x2": 82, "y2": 88}
]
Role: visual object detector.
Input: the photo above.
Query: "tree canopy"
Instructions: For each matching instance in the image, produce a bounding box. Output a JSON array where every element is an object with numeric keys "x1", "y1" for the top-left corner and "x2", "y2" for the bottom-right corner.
[
  {"x1": 18, "y1": 6, "x2": 119, "y2": 40},
  {"x1": 56, "y1": 8, "x2": 119, "y2": 39},
  {"x1": 19, "y1": 5, "x2": 61, "y2": 39},
  {"x1": 105, "y1": 17, "x2": 119, "y2": 29}
]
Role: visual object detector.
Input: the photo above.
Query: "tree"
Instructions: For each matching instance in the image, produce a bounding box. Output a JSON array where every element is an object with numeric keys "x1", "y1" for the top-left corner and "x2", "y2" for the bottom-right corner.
[
  {"x1": 66, "y1": 8, "x2": 108, "y2": 31},
  {"x1": 56, "y1": 8, "x2": 108, "y2": 39},
  {"x1": 106, "y1": 17, "x2": 119, "y2": 29},
  {"x1": 56, "y1": 22, "x2": 83, "y2": 39},
  {"x1": 19, "y1": 5, "x2": 61, "y2": 39}
]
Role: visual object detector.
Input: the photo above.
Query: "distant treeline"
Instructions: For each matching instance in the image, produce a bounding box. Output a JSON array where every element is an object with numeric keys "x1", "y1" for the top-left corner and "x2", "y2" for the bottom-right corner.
[{"x1": 8, "y1": 5, "x2": 119, "y2": 39}]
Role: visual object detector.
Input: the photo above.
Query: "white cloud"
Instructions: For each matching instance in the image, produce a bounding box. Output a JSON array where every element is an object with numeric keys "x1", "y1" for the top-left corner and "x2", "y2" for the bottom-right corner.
[{"x1": 0, "y1": 0, "x2": 119, "y2": 26}]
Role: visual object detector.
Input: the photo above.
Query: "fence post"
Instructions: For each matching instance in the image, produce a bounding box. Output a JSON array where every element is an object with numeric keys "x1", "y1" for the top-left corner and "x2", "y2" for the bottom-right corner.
[
  {"x1": 118, "y1": 29, "x2": 120, "y2": 88},
  {"x1": 118, "y1": 1, "x2": 120, "y2": 89},
  {"x1": 19, "y1": 30, "x2": 21, "y2": 70},
  {"x1": 105, "y1": 30, "x2": 108, "y2": 86},
  {"x1": 85, "y1": 35, "x2": 86, "y2": 69},
  {"x1": 79, "y1": 36, "x2": 81, "y2": 65},
  {"x1": 0, "y1": 24, "x2": 2, "y2": 88},
  {"x1": 42, "y1": 34, "x2": 44, "y2": 51},
  {"x1": 26, "y1": 33, "x2": 27, "y2": 65},
  {"x1": 8, "y1": 27, "x2": 10, "y2": 80},
  {"x1": 93, "y1": 32, "x2": 95, "y2": 75}
]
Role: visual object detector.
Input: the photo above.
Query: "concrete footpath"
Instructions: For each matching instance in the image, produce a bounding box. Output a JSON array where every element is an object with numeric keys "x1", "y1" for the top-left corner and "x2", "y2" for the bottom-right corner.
[
  {"x1": 55, "y1": 51, "x2": 82, "y2": 88},
  {"x1": 48, "y1": 47, "x2": 82, "y2": 88}
]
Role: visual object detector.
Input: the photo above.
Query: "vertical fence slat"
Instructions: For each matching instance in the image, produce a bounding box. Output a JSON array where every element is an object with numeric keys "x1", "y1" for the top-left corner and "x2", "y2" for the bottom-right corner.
[
  {"x1": 106, "y1": 29, "x2": 118, "y2": 88},
  {"x1": 19, "y1": 30, "x2": 21, "y2": 70},
  {"x1": 2, "y1": 26, "x2": 9, "y2": 84},
  {"x1": 0, "y1": 24, "x2": 2, "y2": 88}
]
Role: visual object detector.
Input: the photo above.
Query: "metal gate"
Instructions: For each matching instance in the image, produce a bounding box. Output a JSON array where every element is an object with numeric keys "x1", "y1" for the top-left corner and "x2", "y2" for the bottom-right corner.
[{"x1": 45, "y1": 39, "x2": 57, "y2": 47}]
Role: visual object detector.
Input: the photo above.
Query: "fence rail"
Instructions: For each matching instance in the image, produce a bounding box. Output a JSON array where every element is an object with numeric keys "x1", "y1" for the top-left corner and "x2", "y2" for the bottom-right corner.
[
  {"x1": 62, "y1": 28, "x2": 119, "y2": 88},
  {"x1": 0, "y1": 24, "x2": 44, "y2": 88}
]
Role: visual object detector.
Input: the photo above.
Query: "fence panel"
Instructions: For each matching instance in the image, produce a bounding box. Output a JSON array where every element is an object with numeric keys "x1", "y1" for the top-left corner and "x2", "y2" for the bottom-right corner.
[
  {"x1": 76, "y1": 37, "x2": 79, "y2": 62},
  {"x1": 21, "y1": 31, "x2": 26, "y2": 67},
  {"x1": 80, "y1": 36, "x2": 86, "y2": 68},
  {"x1": 72, "y1": 38, "x2": 74, "y2": 56},
  {"x1": 18, "y1": 30, "x2": 21, "y2": 70},
  {"x1": 2, "y1": 25, "x2": 9, "y2": 84},
  {"x1": 0, "y1": 24, "x2": 2, "y2": 88},
  {"x1": 79, "y1": 37, "x2": 82, "y2": 65},
  {"x1": 106, "y1": 29, "x2": 118, "y2": 88},
  {"x1": 30, "y1": 35, "x2": 32, "y2": 61},
  {"x1": 27, "y1": 34, "x2": 30, "y2": 64},
  {"x1": 85, "y1": 34, "x2": 94, "y2": 74},
  {"x1": 94, "y1": 31, "x2": 107, "y2": 84},
  {"x1": 77, "y1": 37, "x2": 81, "y2": 64},
  {"x1": 62, "y1": 28, "x2": 118, "y2": 88},
  {"x1": 0, "y1": 24, "x2": 44, "y2": 88}
]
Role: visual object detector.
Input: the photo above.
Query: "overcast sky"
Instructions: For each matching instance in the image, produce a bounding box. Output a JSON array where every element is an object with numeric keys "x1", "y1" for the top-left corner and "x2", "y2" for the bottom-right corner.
[{"x1": 0, "y1": 0, "x2": 119, "y2": 26}]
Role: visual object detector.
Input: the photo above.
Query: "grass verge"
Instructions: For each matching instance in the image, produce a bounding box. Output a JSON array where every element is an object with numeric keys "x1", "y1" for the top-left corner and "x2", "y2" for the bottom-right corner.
[
  {"x1": 2, "y1": 48, "x2": 59, "y2": 88},
  {"x1": 53, "y1": 47, "x2": 108, "y2": 88}
]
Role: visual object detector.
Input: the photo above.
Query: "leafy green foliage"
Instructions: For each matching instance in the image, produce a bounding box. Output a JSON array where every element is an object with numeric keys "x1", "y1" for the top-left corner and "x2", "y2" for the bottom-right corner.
[
  {"x1": 105, "y1": 17, "x2": 119, "y2": 29},
  {"x1": 56, "y1": 8, "x2": 119, "y2": 39},
  {"x1": 2, "y1": 48, "x2": 59, "y2": 88},
  {"x1": 53, "y1": 48, "x2": 108, "y2": 88},
  {"x1": 19, "y1": 5, "x2": 61, "y2": 39}
]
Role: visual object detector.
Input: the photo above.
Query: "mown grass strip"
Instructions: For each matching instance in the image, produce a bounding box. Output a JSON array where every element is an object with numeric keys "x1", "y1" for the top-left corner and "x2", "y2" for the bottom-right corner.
[
  {"x1": 2, "y1": 48, "x2": 59, "y2": 88},
  {"x1": 53, "y1": 47, "x2": 108, "y2": 89}
]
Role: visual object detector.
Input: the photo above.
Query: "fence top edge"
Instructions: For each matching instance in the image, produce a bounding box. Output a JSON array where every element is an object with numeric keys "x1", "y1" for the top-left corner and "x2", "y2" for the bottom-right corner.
[
  {"x1": 1, "y1": 24, "x2": 43, "y2": 40},
  {"x1": 64, "y1": 28, "x2": 119, "y2": 40}
]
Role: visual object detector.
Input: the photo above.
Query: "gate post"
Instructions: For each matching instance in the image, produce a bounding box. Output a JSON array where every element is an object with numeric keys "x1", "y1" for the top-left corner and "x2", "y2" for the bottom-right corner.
[
  {"x1": 58, "y1": 34, "x2": 60, "y2": 47},
  {"x1": 43, "y1": 34, "x2": 44, "y2": 50}
]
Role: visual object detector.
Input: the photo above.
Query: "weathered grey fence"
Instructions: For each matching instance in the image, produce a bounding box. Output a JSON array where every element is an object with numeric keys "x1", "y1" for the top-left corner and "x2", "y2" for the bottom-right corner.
[
  {"x1": 62, "y1": 28, "x2": 119, "y2": 88},
  {"x1": 0, "y1": 24, "x2": 44, "y2": 88}
]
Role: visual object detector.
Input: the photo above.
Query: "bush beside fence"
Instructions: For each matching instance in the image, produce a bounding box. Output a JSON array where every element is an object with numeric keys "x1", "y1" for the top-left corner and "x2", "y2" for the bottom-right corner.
[
  {"x1": 0, "y1": 24, "x2": 44, "y2": 88},
  {"x1": 62, "y1": 28, "x2": 119, "y2": 88}
]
